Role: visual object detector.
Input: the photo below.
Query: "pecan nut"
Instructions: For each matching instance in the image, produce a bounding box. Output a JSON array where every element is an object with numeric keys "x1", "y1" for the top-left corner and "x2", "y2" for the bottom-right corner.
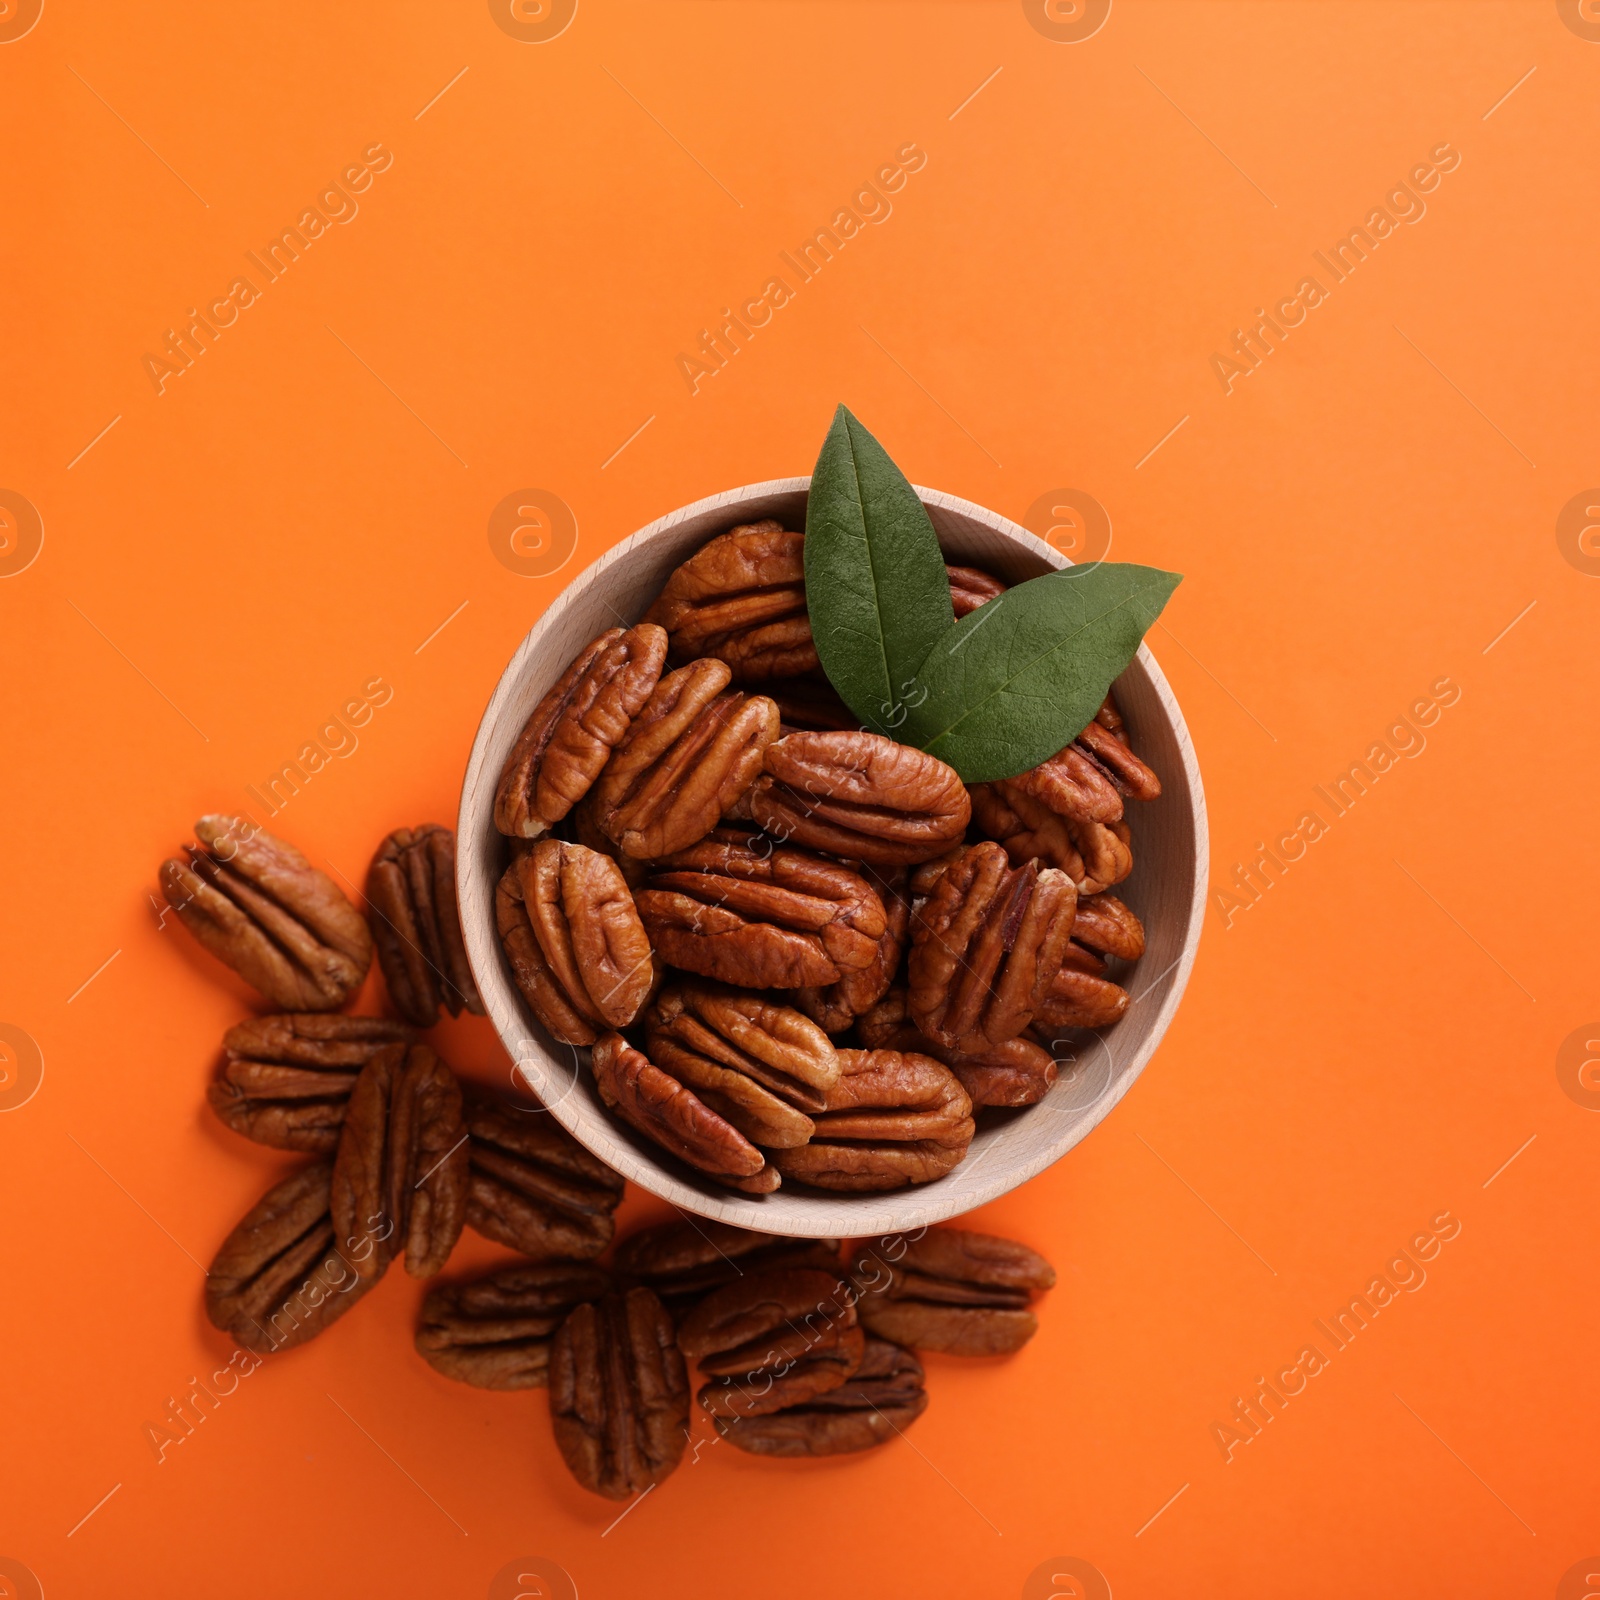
[
  {"x1": 493, "y1": 623, "x2": 668, "y2": 838},
  {"x1": 207, "y1": 1014, "x2": 413, "y2": 1153},
  {"x1": 613, "y1": 1219, "x2": 841, "y2": 1318},
  {"x1": 644, "y1": 983, "x2": 839, "y2": 1150},
  {"x1": 416, "y1": 1261, "x2": 611, "y2": 1390},
  {"x1": 677, "y1": 1268, "x2": 864, "y2": 1420},
  {"x1": 548, "y1": 1288, "x2": 690, "y2": 1499},
  {"x1": 713, "y1": 1337, "x2": 927, "y2": 1456},
  {"x1": 788, "y1": 867, "x2": 911, "y2": 1034},
  {"x1": 643, "y1": 521, "x2": 817, "y2": 681},
  {"x1": 1034, "y1": 893, "x2": 1144, "y2": 1031},
  {"x1": 848, "y1": 1228, "x2": 1055, "y2": 1356},
  {"x1": 366, "y1": 824, "x2": 482, "y2": 1027},
  {"x1": 769, "y1": 1049, "x2": 974, "y2": 1192},
  {"x1": 946, "y1": 564, "x2": 1006, "y2": 616},
  {"x1": 908, "y1": 842, "x2": 1078, "y2": 1050},
  {"x1": 205, "y1": 1160, "x2": 376, "y2": 1353},
  {"x1": 160, "y1": 815, "x2": 372, "y2": 1010},
  {"x1": 463, "y1": 1088, "x2": 624, "y2": 1260},
  {"x1": 590, "y1": 1033, "x2": 778, "y2": 1193},
  {"x1": 968, "y1": 783, "x2": 1133, "y2": 894},
  {"x1": 330, "y1": 1042, "x2": 469, "y2": 1281},
  {"x1": 588, "y1": 660, "x2": 778, "y2": 859},
  {"x1": 634, "y1": 830, "x2": 886, "y2": 990},
  {"x1": 495, "y1": 842, "x2": 656, "y2": 1046},
  {"x1": 747, "y1": 731, "x2": 971, "y2": 865}
]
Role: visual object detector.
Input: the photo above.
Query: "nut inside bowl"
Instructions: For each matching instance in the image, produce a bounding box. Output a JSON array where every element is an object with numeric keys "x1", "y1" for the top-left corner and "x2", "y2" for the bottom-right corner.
[{"x1": 458, "y1": 478, "x2": 1207, "y2": 1238}]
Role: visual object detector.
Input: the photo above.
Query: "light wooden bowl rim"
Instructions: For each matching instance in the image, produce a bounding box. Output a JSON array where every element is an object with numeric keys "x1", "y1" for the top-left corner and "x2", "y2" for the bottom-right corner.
[{"x1": 457, "y1": 477, "x2": 1208, "y2": 1237}]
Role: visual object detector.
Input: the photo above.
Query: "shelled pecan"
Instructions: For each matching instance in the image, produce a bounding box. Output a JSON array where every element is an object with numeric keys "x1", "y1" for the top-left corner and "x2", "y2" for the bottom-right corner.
[
  {"x1": 159, "y1": 815, "x2": 372, "y2": 1010},
  {"x1": 493, "y1": 622, "x2": 668, "y2": 838},
  {"x1": 463, "y1": 1088, "x2": 624, "y2": 1260},
  {"x1": 587, "y1": 660, "x2": 778, "y2": 859},
  {"x1": 747, "y1": 731, "x2": 970, "y2": 866},
  {"x1": 613, "y1": 1219, "x2": 841, "y2": 1318},
  {"x1": 645, "y1": 983, "x2": 839, "y2": 1149},
  {"x1": 495, "y1": 842, "x2": 656, "y2": 1046},
  {"x1": 1034, "y1": 893, "x2": 1146, "y2": 1031},
  {"x1": 366, "y1": 823, "x2": 481, "y2": 1027},
  {"x1": 945, "y1": 564, "x2": 1006, "y2": 616},
  {"x1": 907, "y1": 842, "x2": 1077, "y2": 1051},
  {"x1": 789, "y1": 867, "x2": 911, "y2": 1035},
  {"x1": 770, "y1": 1049, "x2": 974, "y2": 1192},
  {"x1": 330, "y1": 1042, "x2": 469, "y2": 1281},
  {"x1": 207, "y1": 1013, "x2": 413, "y2": 1153},
  {"x1": 712, "y1": 1337, "x2": 927, "y2": 1456},
  {"x1": 968, "y1": 783, "x2": 1133, "y2": 894},
  {"x1": 591, "y1": 1032, "x2": 779, "y2": 1193},
  {"x1": 677, "y1": 1268, "x2": 864, "y2": 1420},
  {"x1": 205, "y1": 1160, "x2": 376, "y2": 1353},
  {"x1": 848, "y1": 1228, "x2": 1055, "y2": 1356},
  {"x1": 548, "y1": 1288, "x2": 690, "y2": 1499},
  {"x1": 416, "y1": 1261, "x2": 611, "y2": 1390}
]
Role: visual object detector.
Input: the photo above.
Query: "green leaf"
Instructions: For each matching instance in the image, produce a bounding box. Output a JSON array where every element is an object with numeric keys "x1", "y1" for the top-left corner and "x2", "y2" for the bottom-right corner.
[
  {"x1": 899, "y1": 564, "x2": 1183, "y2": 782},
  {"x1": 804, "y1": 405, "x2": 955, "y2": 736}
]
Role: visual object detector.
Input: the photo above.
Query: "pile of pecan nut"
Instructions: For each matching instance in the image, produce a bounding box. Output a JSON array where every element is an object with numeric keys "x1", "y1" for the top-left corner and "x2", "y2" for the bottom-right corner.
[{"x1": 491, "y1": 518, "x2": 1161, "y2": 1194}]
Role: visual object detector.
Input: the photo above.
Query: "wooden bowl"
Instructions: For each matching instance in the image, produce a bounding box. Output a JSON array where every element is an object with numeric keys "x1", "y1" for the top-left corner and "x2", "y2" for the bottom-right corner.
[{"x1": 457, "y1": 479, "x2": 1207, "y2": 1237}]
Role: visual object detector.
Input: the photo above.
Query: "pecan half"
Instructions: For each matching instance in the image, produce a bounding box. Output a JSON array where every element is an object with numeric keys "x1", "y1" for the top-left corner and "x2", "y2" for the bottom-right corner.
[
  {"x1": 634, "y1": 830, "x2": 886, "y2": 990},
  {"x1": 330, "y1": 1042, "x2": 469, "y2": 1281},
  {"x1": 713, "y1": 1337, "x2": 927, "y2": 1456},
  {"x1": 908, "y1": 842, "x2": 1078, "y2": 1050},
  {"x1": 588, "y1": 660, "x2": 778, "y2": 859},
  {"x1": 366, "y1": 824, "x2": 481, "y2": 1027},
  {"x1": 788, "y1": 867, "x2": 910, "y2": 1034},
  {"x1": 463, "y1": 1088, "x2": 624, "y2": 1259},
  {"x1": 770, "y1": 1049, "x2": 974, "y2": 1192},
  {"x1": 856, "y1": 989, "x2": 1056, "y2": 1109},
  {"x1": 849, "y1": 1228, "x2": 1055, "y2": 1356},
  {"x1": 205, "y1": 1160, "x2": 376, "y2": 1353},
  {"x1": 613, "y1": 1220, "x2": 841, "y2": 1318},
  {"x1": 493, "y1": 623, "x2": 668, "y2": 838},
  {"x1": 1036, "y1": 952, "x2": 1129, "y2": 1030},
  {"x1": 548, "y1": 1288, "x2": 690, "y2": 1499},
  {"x1": 416, "y1": 1261, "x2": 611, "y2": 1390},
  {"x1": 645, "y1": 983, "x2": 839, "y2": 1150},
  {"x1": 747, "y1": 731, "x2": 970, "y2": 866},
  {"x1": 207, "y1": 1014, "x2": 413, "y2": 1153},
  {"x1": 677, "y1": 1267, "x2": 864, "y2": 1420},
  {"x1": 1073, "y1": 891, "x2": 1146, "y2": 961},
  {"x1": 946, "y1": 564, "x2": 1006, "y2": 616},
  {"x1": 968, "y1": 783, "x2": 1133, "y2": 893},
  {"x1": 495, "y1": 842, "x2": 655, "y2": 1046},
  {"x1": 644, "y1": 521, "x2": 816, "y2": 681},
  {"x1": 160, "y1": 815, "x2": 372, "y2": 1010},
  {"x1": 591, "y1": 1033, "x2": 778, "y2": 1193}
]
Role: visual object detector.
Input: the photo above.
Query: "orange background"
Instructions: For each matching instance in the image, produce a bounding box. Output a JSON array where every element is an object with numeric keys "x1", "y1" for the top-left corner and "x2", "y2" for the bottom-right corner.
[{"x1": 3, "y1": 2, "x2": 1597, "y2": 1596}]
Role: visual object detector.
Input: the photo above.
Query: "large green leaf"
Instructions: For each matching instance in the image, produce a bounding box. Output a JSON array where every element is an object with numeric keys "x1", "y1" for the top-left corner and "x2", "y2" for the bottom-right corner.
[
  {"x1": 804, "y1": 405, "x2": 955, "y2": 736},
  {"x1": 899, "y1": 564, "x2": 1182, "y2": 781}
]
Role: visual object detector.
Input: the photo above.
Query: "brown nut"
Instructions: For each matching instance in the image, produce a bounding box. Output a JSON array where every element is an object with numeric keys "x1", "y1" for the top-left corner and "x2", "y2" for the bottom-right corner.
[
  {"x1": 463, "y1": 1088, "x2": 624, "y2": 1260},
  {"x1": 591, "y1": 1032, "x2": 777, "y2": 1191},
  {"x1": 748, "y1": 731, "x2": 971, "y2": 866},
  {"x1": 330, "y1": 1042, "x2": 469, "y2": 1282},
  {"x1": 645, "y1": 983, "x2": 839, "y2": 1150},
  {"x1": 159, "y1": 815, "x2": 372, "y2": 1010},
  {"x1": 634, "y1": 829, "x2": 886, "y2": 990},
  {"x1": 788, "y1": 867, "x2": 911, "y2": 1034},
  {"x1": 366, "y1": 824, "x2": 482, "y2": 1027},
  {"x1": 643, "y1": 522, "x2": 816, "y2": 681},
  {"x1": 712, "y1": 1337, "x2": 927, "y2": 1456},
  {"x1": 205, "y1": 1161, "x2": 377, "y2": 1354},
  {"x1": 677, "y1": 1268, "x2": 864, "y2": 1420},
  {"x1": 769, "y1": 1049, "x2": 974, "y2": 1192},
  {"x1": 548, "y1": 1288, "x2": 691, "y2": 1500},
  {"x1": 613, "y1": 1220, "x2": 841, "y2": 1318},
  {"x1": 416, "y1": 1261, "x2": 611, "y2": 1390},
  {"x1": 1036, "y1": 959, "x2": 1129, "y2": 1030},
  {"x1": 207, "y1": 1014, "x2": 413, "y2": 1154},
  {"x1": 848, "y1": 1228, "x2": 1055, "y2": 1356},
  {"x1": 588, "y1": 660, "x2": 779, "y2": 859},
  {"x1": 946, "y1": 564, "x2": 1007, "y2": 616},
  {"x1": 1073, "y1": 892, "x2": 1146, "y2": 961},
  {"x1": 968, "y1": 783, "x2": 1133, "y2": 894},
  {"x1": 493, "y1": 623, "x2": 668, "y2": 838},
  {"x1": 766, "y1": 677, "x2": 859, "y2": 734},
  {"x1": 908, "y1": 842, "x2": 1078, "y2": 1050},
  {"x1": 495, "y1": 842, "x2": 656, "y2": 1046}
]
